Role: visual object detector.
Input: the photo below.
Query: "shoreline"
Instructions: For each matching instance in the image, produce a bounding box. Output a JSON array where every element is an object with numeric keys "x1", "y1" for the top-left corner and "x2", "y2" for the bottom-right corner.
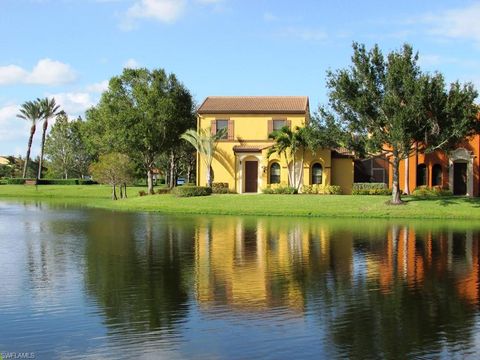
[{"x1": 1, "y1": 185, "x2": 480, "y2": 220}]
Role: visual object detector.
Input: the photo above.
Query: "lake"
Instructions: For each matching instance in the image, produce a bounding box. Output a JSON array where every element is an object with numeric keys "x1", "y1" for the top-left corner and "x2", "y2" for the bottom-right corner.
[{"x1": 1, "y1": 201, "x2": 480, "y2": 359}]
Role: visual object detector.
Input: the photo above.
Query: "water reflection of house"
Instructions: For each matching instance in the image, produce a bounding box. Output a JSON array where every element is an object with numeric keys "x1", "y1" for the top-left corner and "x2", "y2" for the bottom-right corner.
[{"x1": 367, "y1": 226, "x2": 480, "y2": 304}]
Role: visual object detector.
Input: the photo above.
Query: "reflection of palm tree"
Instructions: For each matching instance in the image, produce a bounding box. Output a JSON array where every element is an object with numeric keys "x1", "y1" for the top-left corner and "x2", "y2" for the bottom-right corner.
[{"x1": 17, "y1": 100, "x2": 42, "y2": 178}]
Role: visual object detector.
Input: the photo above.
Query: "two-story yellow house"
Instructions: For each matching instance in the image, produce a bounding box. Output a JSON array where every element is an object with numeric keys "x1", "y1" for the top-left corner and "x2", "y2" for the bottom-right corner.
[{"x1": 196, "y1": 96, "x2": 353, "y2": 194}]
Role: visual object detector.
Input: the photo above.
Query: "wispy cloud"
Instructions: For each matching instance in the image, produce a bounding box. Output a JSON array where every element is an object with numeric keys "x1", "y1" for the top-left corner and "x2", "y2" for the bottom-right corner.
[
  {"x1": 0, "y1": 59, "x2": 77, "y2": 86},
  {"x1": 415, "y1": 3, "x2": 480, "y2": 44},
  {"x1": 278, "y1": 26, "x2": 328, "y2": 42},
  {"x1": 124, "y1": 58, "x2": 141, "y2": 69},
  {"x1": 121, "y1": 0, "x2": 224, "y2": 29}
]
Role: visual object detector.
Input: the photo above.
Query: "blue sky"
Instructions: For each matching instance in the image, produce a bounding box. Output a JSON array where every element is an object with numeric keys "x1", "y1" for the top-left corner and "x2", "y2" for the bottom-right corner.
[{"x1": 2, "y1": 0, "x2": 480, "y2": 156}]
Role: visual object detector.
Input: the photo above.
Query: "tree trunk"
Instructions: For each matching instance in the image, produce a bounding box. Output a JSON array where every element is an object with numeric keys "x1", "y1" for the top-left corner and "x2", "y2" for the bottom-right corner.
[
  {"x1": 147, "y1": 169, "x2": 154, "y2": 194},
  {"x1": 206, "y1": 162, "x2": 212, "y2": 187},
  {"x1": 169, "y1": 151, "x2": 175, "y2": 188},
  {"x1": 37, "y1": 120, "x2": 48, "y2": 180},
  {"x1": 112, "y1": 184, "x2": 117, "y2": 200},
  {"x1": 404, "y1": 155, "x2": 410, "y2": 195},
  {"x1": 119, "y1": 184, "x2": 123, "y2": 199},
  {"x1": 124, "y1": 183, "x2": 127, "y2": 198},
  {"x1": 391, "y1": 154, "x2": 402, "y2": 204},
  {"x1": 23, "y1": 124, "x2": 36, "y2": 179}
]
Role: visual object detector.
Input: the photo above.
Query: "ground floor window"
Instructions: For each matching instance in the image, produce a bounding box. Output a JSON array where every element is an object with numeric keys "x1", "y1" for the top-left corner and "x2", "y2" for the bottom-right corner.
[
  {"x1": 312, "y1": 163, "x2": 323, "y2": 184},
  {"x1": 269, "y1": 162, "x2": 281, "y2": 184},
  {"x1": 416, "y1": 164, "x2": 427, "y2": 187},
  {"x1": 432, "y1": 164, "x2": 442, "y2": 187}
]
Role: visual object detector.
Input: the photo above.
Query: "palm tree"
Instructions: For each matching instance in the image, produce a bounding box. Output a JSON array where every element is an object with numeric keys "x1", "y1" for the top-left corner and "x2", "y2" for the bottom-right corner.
[
  {"x1": 268, "y1": 126, "x2": 312, "y2": 190},
  {"x1": 37, "y1": 97, "x2": 61, "y2": 179},
  {"x1": 17, "y1": 100, "x2": 42, "y2": 178},
  {"x1": 181, "y1": 127, "x2": 226, "y2": 187}
]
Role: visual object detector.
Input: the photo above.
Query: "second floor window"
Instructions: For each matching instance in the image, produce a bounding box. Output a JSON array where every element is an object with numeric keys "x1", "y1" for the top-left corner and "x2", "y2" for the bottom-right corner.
[
  {"x1": 273, "y1": 119, "x2": 287, "y2": 132},
  {"x1": 216, "y1": 119, "x2": 228, "y2": 139}
]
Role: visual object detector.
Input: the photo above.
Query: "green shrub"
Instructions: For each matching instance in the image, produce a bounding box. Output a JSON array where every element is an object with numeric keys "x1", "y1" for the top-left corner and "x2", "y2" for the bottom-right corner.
[
  {"x1": 156, "y1": 188, "x2": 170, "y2": 195},
  {"x1": 301, "y1": 184, "x2": 342, "y2": 195},
  {"x1": 412, "y1": 186, "x2": 453, "y2": 198},
  {"x1": 172, "y1": 185, "x2": 212, "y2": 197},
  {"x1": 6, "y1": 178, "x2": 27, "y2": 185},
  {"x1": 262, "y1": 185, "x2": 298, "y2": 194},
  {"x1": 212, "y1": 182, "x2": 230, "y2": 194},
  {"x1": 352, "y1": 182, "x2": 391, "y2": 195},
  {"x1": 0, "y1": 179, "x2": 7, "y2": 185},
  {"x1": 138, "y1": 190, "x2": 147, "y2": 197}
]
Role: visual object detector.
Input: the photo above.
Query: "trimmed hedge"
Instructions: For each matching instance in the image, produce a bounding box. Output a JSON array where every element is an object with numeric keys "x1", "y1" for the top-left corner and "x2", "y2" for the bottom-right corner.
[
  {"x1": 352, "y1": 182, "x2": 391, "y2": 195},
  {"x1": 5, "y1": 178, "x2": 27, "y2": 185},
  {"x1": 262, "y1": 185, "x2": 298, "y2": 194},
  {"x1": 412, "y1": 186, "x2": 453, "y2": 198},
  {"x1": 172, "y1": 185, "x2": 212, "y2": 197},
  {"x1": 302, "y1": 184, "x2": 342, "y2": 195},
  {"x1": 3, "y1": 178, "x2": 98, "y2": 185},
  {"x1": 212, "y1": 182, "x2": 230, "y2": 194}
]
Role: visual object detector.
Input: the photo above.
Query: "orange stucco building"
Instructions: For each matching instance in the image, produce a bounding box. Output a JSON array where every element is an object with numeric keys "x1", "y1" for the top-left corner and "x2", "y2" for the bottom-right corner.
[{"x1": 388, "y1": 135, "x2": 480, "y2": 197}]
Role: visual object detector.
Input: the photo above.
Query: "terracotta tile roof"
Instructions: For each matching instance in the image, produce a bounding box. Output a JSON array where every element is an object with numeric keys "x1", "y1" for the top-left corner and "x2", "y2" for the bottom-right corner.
[
  {"x1": 332, "y1": 147, "x2": 355, "y2": 158},
  {"x1": 198, "y1": 96, "x2": 309, "y2": 114}
]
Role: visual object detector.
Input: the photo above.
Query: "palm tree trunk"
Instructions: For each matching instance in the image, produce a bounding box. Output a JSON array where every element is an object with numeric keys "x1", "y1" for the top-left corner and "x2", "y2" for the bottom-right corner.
[
  {"x1": 23, "y1": 124, "x2": 36, "y2": 179},
  {"x1": 147, "y1": 169, "x2": 154, "y2": 194},
  {"x1": 37, "y1": 120, "x2": 48, "y2": 180}
]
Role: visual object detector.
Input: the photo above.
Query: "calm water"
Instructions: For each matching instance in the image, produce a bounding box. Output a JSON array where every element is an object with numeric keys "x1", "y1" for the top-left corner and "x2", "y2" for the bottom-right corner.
[{"x1": 1, "y1": 201, "x2": 480, "y2": 359}]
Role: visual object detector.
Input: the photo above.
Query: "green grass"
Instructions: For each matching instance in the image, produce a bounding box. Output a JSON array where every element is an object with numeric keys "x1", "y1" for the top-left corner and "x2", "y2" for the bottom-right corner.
[{"x1": 0, "y1": 184, "x2": 479, "y2": 219}]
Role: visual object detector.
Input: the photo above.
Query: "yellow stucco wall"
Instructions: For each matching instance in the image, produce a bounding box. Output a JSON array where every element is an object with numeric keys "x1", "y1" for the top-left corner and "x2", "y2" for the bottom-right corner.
[
  {"x1": 331, "y1": 158, "x2": 354, "y2": 194},
  {"x1": 197, "y1": 112, "x2": 353, "y2": 194}
]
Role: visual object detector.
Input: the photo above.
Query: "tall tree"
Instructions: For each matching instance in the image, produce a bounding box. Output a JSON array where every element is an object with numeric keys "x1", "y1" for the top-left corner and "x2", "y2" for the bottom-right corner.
[
  {"x1": 325, "y1": 43, "x2": 478, "y2": 204},
  {"x1": 45, "y1": 114, "x2": 91, "y2": 179},
  {"x1": 37, "y1": 97, "x2": 61, "y2": 179},
  {"x1": 17, "y1": 100, "x2": 42, "y2": 178},
  {"x1": 181, "y1": 128, "x2": 226, "y2": 187},
  {"x1": 85, "y1": 68, "x2": 195, "y2": 194}
]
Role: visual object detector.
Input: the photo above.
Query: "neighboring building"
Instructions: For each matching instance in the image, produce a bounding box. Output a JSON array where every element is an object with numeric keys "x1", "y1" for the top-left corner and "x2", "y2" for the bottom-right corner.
[
  {"x1": 388, "y1": 135, "x2": 480, "y2": 197},
  {"x1": 0, "y1": 156, "x2": 10, "y2": 165},
  {"x1": 196, "y1": 96, "x2": 354, "y2": 194}
]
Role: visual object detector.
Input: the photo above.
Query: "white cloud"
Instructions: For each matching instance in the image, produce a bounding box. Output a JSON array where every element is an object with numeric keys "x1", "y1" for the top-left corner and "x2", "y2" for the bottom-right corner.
[
  {"x1": 0, "y1": 59, "x2": 76, "y2": 86},
  {"x1": 85, "y1": 80, "x2": 109, "y2": 93},
  {"x1": 48, "y1": 92, "x2": 96, "y2": 117},
  {"x1": 124, "y1": 0, "x2": 186, "y2": 28},
  {"x1": 124, "y1": 58, "x2": 141, "y2": 69},
  {"x1": 0, "y1": 104, "x2": 27, "y2": 145},
  {"x1": 263, "y1": 12, "x2": 278, "y2": 22},
  {"x1": 422, "y1": 3, "x2": 480, "y2": 43},
  {"x1": 0, "y1": 65, "x2": 28, "y2": 85}
]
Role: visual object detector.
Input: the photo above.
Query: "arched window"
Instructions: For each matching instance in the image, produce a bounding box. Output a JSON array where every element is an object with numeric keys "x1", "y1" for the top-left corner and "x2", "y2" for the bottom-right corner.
[
  {"x1": 311, "y1": 163, "x2": 323, "y2": 184},
  {"x1": 432, "y1": 164, "x2": 442, "y2": 187},
  {"x1": 269, "y1": 162, "x2": 281, "y2": 184},
  {"x1": 416, "y1": 164, "x2": 427, "y2": 187}
]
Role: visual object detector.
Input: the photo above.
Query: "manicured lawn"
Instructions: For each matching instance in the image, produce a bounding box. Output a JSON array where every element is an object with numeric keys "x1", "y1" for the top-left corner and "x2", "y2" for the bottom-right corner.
[{"x1": 1, "y1": 184, "x2": 480, "y2": 219}]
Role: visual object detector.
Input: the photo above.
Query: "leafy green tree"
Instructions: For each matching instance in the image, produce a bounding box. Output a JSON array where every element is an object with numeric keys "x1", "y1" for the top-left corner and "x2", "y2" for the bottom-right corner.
[
  {"x1": 44, "y1": 114, "x2": 91, "y2": 179},
  {"x1": 84, "y1": 68, "x2": 195, "y2": 194},
  {"x1": 89, "y1": 153, "x2": 134, "y2": 200},
  {"x1": 37, "y1": 97, "x2": 61, "y2": 179},
  {"x1": 16, "y1": 100, "x2": 42, "y2": 178},
  {"x1": 325, "y1": 43, "x2": 478, "y2": 204},
  {"x1": 181, "y1": 127, "x2": 226, "y2": 187}
]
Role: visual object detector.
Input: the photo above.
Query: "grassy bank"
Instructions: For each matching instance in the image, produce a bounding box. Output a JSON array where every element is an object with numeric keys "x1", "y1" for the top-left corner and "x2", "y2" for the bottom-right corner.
[{"x1": 0, "y1": 184, "x2": 479, "y2": 219}]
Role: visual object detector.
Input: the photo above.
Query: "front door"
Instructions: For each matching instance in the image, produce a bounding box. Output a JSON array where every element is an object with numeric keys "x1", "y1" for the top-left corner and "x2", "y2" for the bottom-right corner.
[
  {"x1": 453, "y1": 162, "x2": 467, "y2": 195},
  {"x1": 245, "y1": 161, "x2": 258, "y2": 193}
]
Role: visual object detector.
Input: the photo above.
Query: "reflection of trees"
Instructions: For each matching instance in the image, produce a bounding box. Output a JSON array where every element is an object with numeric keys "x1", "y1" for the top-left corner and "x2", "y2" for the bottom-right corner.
[
  {"x1": 84, "y1": 212, "x2": 195, "y2": 334},
  {"x1": 194, "y1": 216, "x2": 480, "y2": 357}
]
